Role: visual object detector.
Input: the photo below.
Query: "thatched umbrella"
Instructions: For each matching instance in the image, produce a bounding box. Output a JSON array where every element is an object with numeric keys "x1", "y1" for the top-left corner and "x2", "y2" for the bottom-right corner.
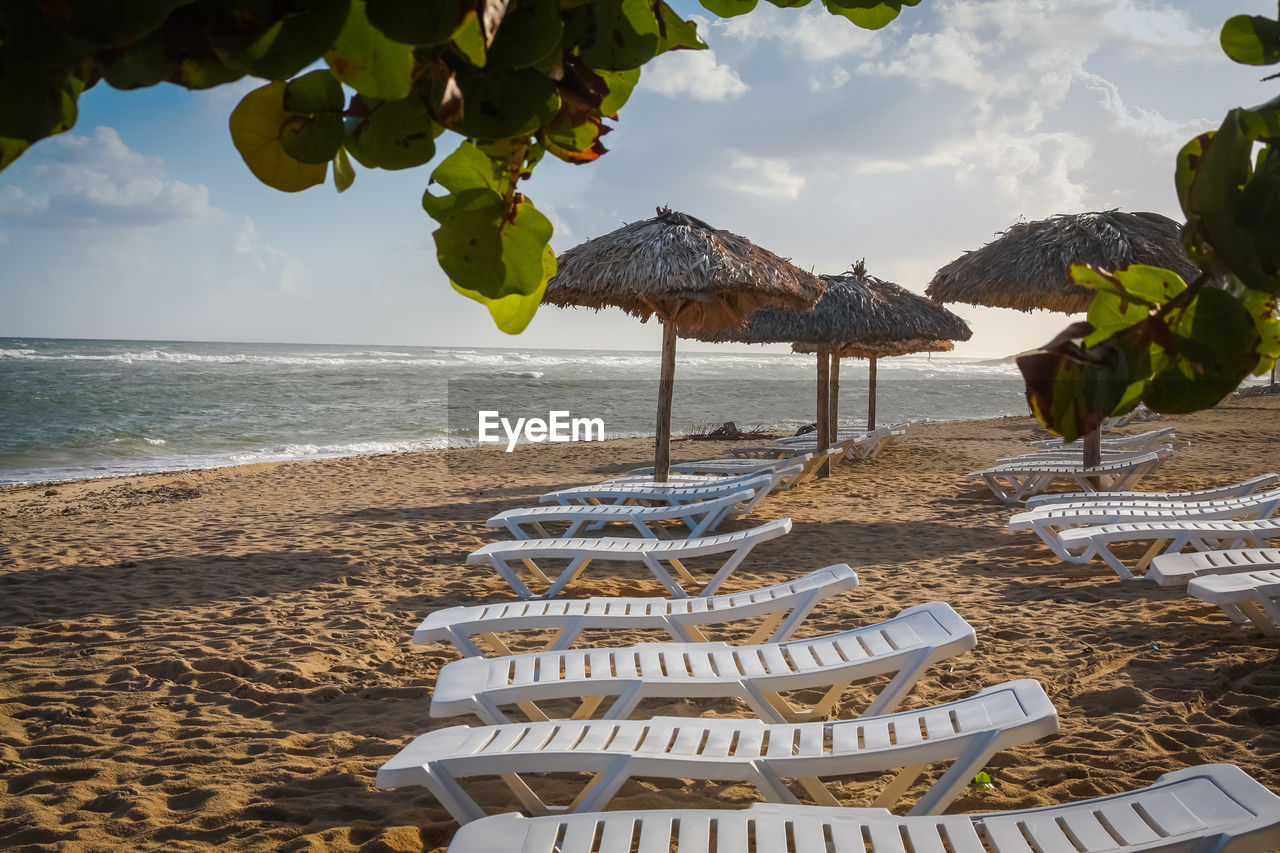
[
  {"x1": 696, "y1": 266, "x2": 972, "y2": 457},
  {"x1": 927, "y1": 210, "x2": 1196, "y2": 312},
  {"x1": 794, "y1": 336, "x2": 957, "y2": 433},
  {"x1": 926, "y1": 209, "x2": 1195, "y2": 465},
  {"x1": 543, "y1": 207, "x2": 824, "y2": 480}
]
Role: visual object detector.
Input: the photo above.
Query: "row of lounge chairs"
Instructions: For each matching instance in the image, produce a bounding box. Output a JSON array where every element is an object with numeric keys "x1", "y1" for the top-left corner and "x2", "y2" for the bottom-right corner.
[
  {"x1": 985, "y1": 423, "x2": 1280, "y2": 631},
  {"x1": 377, "y1": 442, "x2": 1280, "y2": 851},
  {"x1": 967, "y1": 428, "x2": 1179, "y2": 503}
]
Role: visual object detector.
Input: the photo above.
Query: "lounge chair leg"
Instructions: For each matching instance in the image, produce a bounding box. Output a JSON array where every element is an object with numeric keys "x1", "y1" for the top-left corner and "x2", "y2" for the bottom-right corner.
[
  {"x1": 794, "y1": 775, "x2": 840, "y2": 807},
  {"x1": 572, "y1": 695, "x2": 607, "y2": 720},
  {"x1": 862, "y1": 651, "x2": 932, "y2": 718},
  {"x1": 568, "y1": 758, "x2": 632, "y2": 813},
  {"x1": 907, "y1": 730, "x2": 1003, "y2": 815},
  {"x1": 873, "y1": 763, "x2": 927, "y2": 811},
  {"x1": 500, "y1": 772, "x2": 553, "y2": 815},
  {"x1": 478, "y1": 632, "x2": 514, "y2": 657},
  {"x1": 746, "y1": 611, "x2": 787, "y2": 644}
]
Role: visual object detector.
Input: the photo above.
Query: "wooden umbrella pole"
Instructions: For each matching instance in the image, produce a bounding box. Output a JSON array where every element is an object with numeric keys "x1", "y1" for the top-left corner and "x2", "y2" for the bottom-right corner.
[
  {"x1": 654, "y1": 319, "x2": 678, "y2": 483},
  {"x1": 1083, "y1": 425, "x2": 1102, "y2": 488},
  {"x1": 829, "y1": 351, "x2": 840, "y2": 446},
  {"x1": 816, "y1": 346, "x2": 831, "y2": 479},
  {"x1": 867, "y1": 356, "x2": 878, "y2": 431}
]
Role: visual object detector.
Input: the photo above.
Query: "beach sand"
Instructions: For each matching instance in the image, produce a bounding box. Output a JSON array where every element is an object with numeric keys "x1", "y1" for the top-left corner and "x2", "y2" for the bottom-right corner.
[{"x1": 3, "y1": 397, "x2": 1280, "y2": 851}]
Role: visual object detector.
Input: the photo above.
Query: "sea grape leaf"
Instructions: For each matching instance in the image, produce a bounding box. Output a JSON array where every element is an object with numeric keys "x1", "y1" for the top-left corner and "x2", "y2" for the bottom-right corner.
[
  {"x1": 487, "y1": 0, "x2": 563, "y2": 69},
  {"x1": 765, "y1": 0, "x2": 813, "y2": 7},
  {"x1": 0, "y1": 136, "x2": 30, "y2": 170},
  {"x1": 451, "y1": 66, "x2": 560, "y2": 140},
  {"x1": 365, "y1": 0, "x2": 462, "y2": 45},
  {"x1": 1073, "y1": 264, "x2": 1188, "y2": 346},
  {"x1": 246, "y1": 0, "x2": 351, "y2": 81},
  {"x1": 283, "y1": 69, "x2": 344, "y2": 113},
  {"x1": 450, "y1": 243, "x2": 554, "y2": 334},
  {"x1": 325, "y1": 0, "x2": 415, "y2": 100},
  {"x1": 654, "y1": 1, "x2": 707, "y2": 53},
  {"x1": 541, "y1": 109, "x2": 607, "y2": 163},
  {"x1": 344, "y1": 93, "x2": 438, "y2": 170},
  {"x1": 280, "y1": 112, "x2": 344, "y2": 163},
  {"x1": 332, "y1": 145, "x2": 355, "y2": 191},
  {"x1": 569, "y1": 0, "x2": 662, "y2": 70},
  {"x1": 230, "y1": 81, "x2": 327, "y2": 192},
  {"x1": 0, "y1": 53, "x2": 80, "y2": 141},
  {"x1": 450, "y1": 10, "x2": 488, "y2": 66},
  {"x1": 598, "y1": 68, "x2": 641, "y2": 116},
  {"x1": 823, "y1": 0, "x2": 909, "y2": 29},
  {"x1": 1178, "y1": 100, "x2": 1280, "y2": 297},
  {"x1": 424, "y1": 142, "x2": 552, "y2": 333},
  {"x1": 1221, "y1": 14, "x2": 1280, "y2": 66},
  {"x1": 100, "y1": 29, "x2": 176, "y2": 90},
  {"x1": 1145, "y1": 287, "x2": 1260, "y2": 412},
  {"x1": 699, "y1": 0, "x2": 758, "y2": 17},
  {"x1": 38, "y1": 0, "x2": 187, "y2": 48},
  {"x1": 1017, "y1": 322, "x2": 1151, "y2": 441}
]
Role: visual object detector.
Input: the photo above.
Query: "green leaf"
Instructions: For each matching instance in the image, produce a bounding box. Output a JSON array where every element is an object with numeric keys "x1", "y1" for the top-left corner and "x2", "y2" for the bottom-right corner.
[
  {"x1": 424, "y1": 141, "x2": 506, "y2": 206},
  {"x1": 654, "y1": 1, "x2": 707, "y2": 54},
  {"x1": 100, "y1": 29, "x2": 176, "y2": 90},
  {"x1": 344, "y1": 92, "x2": 438, "y2": 170},
  {"x1": 487, "y1": 0, "x2": 564, "y2": 69},
  {"x1": 450, "y1": 245, "x2": 552, "y2": 334},
  {"x1": 333, "y1": 145, "x2": 356, "y2": 191},
  {"x1": 365, "y1": 0, "x2": 463, "y2": 45},
  {"x1": 246, "y1": 0, "x2": 351, "y2": 81},
  {"x1": 0, "y1": 54, "x2": 80, "y2": 141},
  {"x1": 450, "y1": 11, "x2": 488, "y2": 66},
  {"x1": 0, "y1": 136, "x2": 31, "y2": 170},
  {"x1": 569, "y1": 0, "x2": 662, "y2": 70},
  {"x1": 823, "y1": 0, "x2": 906, "y2": 30},
  {"x1": 39, "y1": 0, "x2": 187, "y2": 48},
  {"x1": 280, "y1": 112, "x2": 344, "y2": 163},
  {"x1": 325, "y1": 0, "x2": 415, "y2": 100},
  {"x1": 1221, "y1": 15, "x2": 1280, "y2": 66},
  {"x1": 764, "y1": 0, "x2": 813, "y2": 7},
  {"x1": 283, "y1": 69, "x2": 344, "y2": 113},
  {"x1": 1146, "y1": 287, "x2": 1259, "y2": 413},
  {"x1": 451, "y1": 66, "x2": 560, "y2": 139},
  {"x1": 229, "y1": 81, "x2": 327, "y2": 192},
  {"x1": 698, "y1": 0, "x2": 758, "y2": 17},
  {"x1": 598, "y1": 68, "x2": 641, "y2": 117}
]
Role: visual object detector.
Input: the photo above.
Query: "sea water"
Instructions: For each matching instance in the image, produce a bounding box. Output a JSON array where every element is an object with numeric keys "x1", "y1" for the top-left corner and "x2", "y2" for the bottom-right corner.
[{"x1": 0, "y1": 337, "x2": 1032, "y2": 486}]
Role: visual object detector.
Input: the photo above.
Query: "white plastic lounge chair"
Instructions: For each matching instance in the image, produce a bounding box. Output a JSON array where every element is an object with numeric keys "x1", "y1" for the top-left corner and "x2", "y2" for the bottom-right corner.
[
  {"x1": 774, "y1": 423, "x2": 909, "y2": 445},
  {"x1": 541, "y1": 472, "x2": 783, "y2": 512},
  {"x1": 377, "y1": 679, "x2": 1058, "y2": 823},
  {"x1": 415, "y1": 564, "x2": 859, "y2": 657},
  {"x1": 994, "y1": 446, "x2": 1173, "y2": 465},
  {"x1": 1055, "y1": 518, "x2": 1280, "y2": 580},
  {"x1": 487, "y1": 490, "x2": 756, "y2": 540},
  {"x1": 845, "y1": 427, "x2": 906, "y2": 461},
  {"x1": 429, "y1": 601, "x2": 976, "y2": 725},
  {"x1": 1023, "y1": 473, "x2": 1280, "y2": 509},
  {"x1": 1028, "y1": 426, "x2": 1177, "y2": 451},
  {"x1": 968, "y1": 451, "x2": 1165, "y2": 504},
  {"x1": 442, "y1": 763, "x2": 1280, "y2": 853},
  {"x1": 1148, "y1": 547, "x2": 1280, "y2": 587},
  {"x1": 1188, "y1": 569, "x2": 1280, "y2": 634},
  {"x1": 1009, "y1": 490, "x2": 1280, "y2": 558},
  {"x1": 466, "y1": 518, "x2": 792, "y2": 599},
  {"x1": 693, "y1": 448, "x2": 842, "y2": 484},
  {"x1": 625, "y1": 455, "x2": 800, "y2": 478}
]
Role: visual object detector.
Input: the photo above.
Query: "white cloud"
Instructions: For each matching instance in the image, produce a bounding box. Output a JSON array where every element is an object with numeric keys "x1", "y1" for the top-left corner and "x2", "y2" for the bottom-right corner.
[
  {"x1": 809, "y1": 66, "x2": 851, "y2": 93},
  {"x1": 642, "y1": 48, "x2": 748, "y2": 101},
  {"x1": 722, "y1": 154, "x2": 806, "y2": 199},
  {"x1": 1102, "y1": 0, "x2": 1215, "y2": 57},
  {"x1": 227, "y1": 216, "x2": 306, "y2": 293},
  {"x1": 2, "y1": 126, "x2": 213, "y2": 227}
]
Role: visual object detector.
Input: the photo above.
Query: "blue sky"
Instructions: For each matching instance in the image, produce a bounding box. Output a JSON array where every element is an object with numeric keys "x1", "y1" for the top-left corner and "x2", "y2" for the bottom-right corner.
[{"x1": 1, "y1": 0, "x2": 1275, "y2": 357}]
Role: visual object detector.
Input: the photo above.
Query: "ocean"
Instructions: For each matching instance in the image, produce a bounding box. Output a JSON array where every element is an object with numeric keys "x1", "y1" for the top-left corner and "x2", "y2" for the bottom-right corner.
[{"x1": 0, "y1": 337, "x2": 1035, "y2": 486}]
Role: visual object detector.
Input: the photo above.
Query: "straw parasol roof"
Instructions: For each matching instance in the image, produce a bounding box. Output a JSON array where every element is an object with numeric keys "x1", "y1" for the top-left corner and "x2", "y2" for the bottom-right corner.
[
  {"x1": 925, "y1": 210, "x2": 1196, "y2": 313},
  {"x1": 695, "y1": 266, "x2": 972, "y2": 349},
  {"x1": 794, "y1": 338, "x2": 955, "y2": 359},
  {"x1": 544, "y1": 207, "x2": 825, "y2": 334}
]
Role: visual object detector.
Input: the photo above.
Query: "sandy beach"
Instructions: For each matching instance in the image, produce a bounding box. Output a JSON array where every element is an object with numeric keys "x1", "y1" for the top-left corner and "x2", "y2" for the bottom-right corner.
[{"x1": 3, "y1": 397, "x2": 1279, "y2": 852}]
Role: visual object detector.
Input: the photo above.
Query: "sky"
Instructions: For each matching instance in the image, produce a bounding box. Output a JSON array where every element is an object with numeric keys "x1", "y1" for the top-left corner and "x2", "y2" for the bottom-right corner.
[{"x1": 1, "y1": 0, "x2": 1276, "y2": 358}]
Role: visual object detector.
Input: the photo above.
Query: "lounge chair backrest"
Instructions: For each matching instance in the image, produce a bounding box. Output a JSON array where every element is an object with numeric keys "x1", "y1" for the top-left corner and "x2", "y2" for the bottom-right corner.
[
  {"x1": 1023, "y1": 473, "x2": 1280, "y2": 508},
  {"x1": 414, "y1": 563, "x2": 859, "y2": 655},
  {"x1": 442, "y1": 764, "x2": 1280, "y2": 853}
]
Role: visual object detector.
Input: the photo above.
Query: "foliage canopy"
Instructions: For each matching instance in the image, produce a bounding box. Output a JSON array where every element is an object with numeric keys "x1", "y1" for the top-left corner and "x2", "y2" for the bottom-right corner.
[{"x1": 0, "y1": 0, "x2": 919, "y2": 332}]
